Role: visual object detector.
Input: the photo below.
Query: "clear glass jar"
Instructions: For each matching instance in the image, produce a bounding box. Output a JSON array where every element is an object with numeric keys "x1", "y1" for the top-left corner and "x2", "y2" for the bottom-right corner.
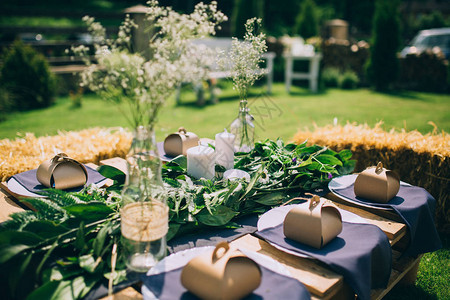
[
  {"x1": 120, "y1": 125, "x2": 168, "y2": 273},
  {"x1": 230, "y1": 100, "x2": 255, "y2": 152}
]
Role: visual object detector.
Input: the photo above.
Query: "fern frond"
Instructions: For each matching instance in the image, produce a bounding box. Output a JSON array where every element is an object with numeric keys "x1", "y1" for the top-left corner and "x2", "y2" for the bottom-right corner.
[
  {"x1": 22, "y1": 198, "x2": 68, "y2": 222},
  {"x1": 0, "y1": 210, "x2": 39, "y2": 231}
]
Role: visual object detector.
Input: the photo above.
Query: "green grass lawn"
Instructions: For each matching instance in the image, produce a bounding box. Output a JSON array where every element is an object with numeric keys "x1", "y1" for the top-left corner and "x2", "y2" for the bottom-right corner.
[{"x1": 1, "y1": 82, "x2": 449, "y2": 141}]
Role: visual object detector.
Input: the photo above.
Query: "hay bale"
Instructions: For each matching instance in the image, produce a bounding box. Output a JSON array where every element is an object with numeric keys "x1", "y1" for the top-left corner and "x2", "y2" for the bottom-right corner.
[
  {"x1": 293, "y1": 122, "x2": 449, "y2": 233},
  {"x1": 0, "y1": 127, "x2": 132, "y2": 182}
]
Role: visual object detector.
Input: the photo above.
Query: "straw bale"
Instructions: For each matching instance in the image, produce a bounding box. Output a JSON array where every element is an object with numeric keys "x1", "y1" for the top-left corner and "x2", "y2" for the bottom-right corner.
[
  {"x1": 0, "y1": 128, "x2": 132, "y2": 182},
  {"x1": 293, "y1": 122, "x2": 449, "y2": 233}
]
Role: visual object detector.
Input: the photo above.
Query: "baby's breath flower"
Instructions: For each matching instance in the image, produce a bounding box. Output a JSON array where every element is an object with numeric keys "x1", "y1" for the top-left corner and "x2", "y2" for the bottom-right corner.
[
  {"x1": 71, "y1": 1, "x2": 226, "y2": 128},
  {"x1": 218, "y1": 18, "x2": 267, "y2": 100}
]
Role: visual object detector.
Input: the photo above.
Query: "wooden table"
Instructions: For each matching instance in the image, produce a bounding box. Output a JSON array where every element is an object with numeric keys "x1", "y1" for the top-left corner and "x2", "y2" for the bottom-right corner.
[
  {"x1": 284, "y1": 53, "x2": 322, "y2": 93},
  {"x1": 0, "y1": 158, "x2": 421, "y2": 300}
]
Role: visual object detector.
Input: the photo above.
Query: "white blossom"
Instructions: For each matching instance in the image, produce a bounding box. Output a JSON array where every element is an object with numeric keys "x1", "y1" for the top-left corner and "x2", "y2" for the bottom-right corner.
[
  {"x1": 71, "y1": 1, "x2": 226, "y2": 128},
  {"x1": 218, "y1": 18, "x2": 267, "y2": 100}
]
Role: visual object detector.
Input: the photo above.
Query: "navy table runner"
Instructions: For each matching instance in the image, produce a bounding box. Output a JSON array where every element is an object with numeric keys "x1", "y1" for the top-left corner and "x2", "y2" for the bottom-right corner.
[
  {"x1": 167, "y1": 214, "x2": 258, "y2": 254},
  {"x1": 142, "y1": 264, "x2": 311, "y2": 300},
  {"x1": 10, "y1": 166, "x2": 106, "y2": 194},
  {"x1": 333, "y1": 184, "x2": 442, "y2": 257},
  {"x1": 255, "y1": 222, "x2": 392, "y2": 300}
]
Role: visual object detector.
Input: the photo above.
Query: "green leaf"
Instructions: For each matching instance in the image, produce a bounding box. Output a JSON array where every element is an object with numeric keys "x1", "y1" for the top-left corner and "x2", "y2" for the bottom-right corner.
[
  {"x1": 171, "y1": 155, "x2": 187, "y2": 169},
  {"x1": 165, "y1": 155, "x2": 187, "y2": 170},
  {"x1": 1, "y1": 211, "x2": 38, "y2": 231},
  {"x1": 321, "y1": 148, "x2": 337, "y2": 156},
  {"x1": 23, "y1": 220, "x2": 70, "y2": 239},
  {"x1": 297, "y1": 145, "x2": 323, "y2": 155},
  {"x1": 167, "y1": 223, "x2": 181, "y2": 241},
  {"x1": 0, "y1": 230, "x2": 43, "y2": 246},
  {"x1": 63, "y1": 202, "x2": 113, "y2": 221},
  {"x1": 164, "y1": 177, "x2": 181, "y2": 188},
  {"x1": 42, "y1": 266, "x2": 83, "y2": 283},
  {"x1": 26, "y1": 275, "x2": 99, "y2": 300},
  {"x1": 104, "y1": 269, "x2": 128, "y2": 285},
  {"x1": 79, "y1": 254, "x2": 103, "y2": 273},
  {"x1": 337, "y1": 159, "x2": 356, "y2": 175},
  {"x1": 93, "y1": 223, "x2": 109, "y2": 257},
  {"x1": 240, "y1": 166, "x2": 263, "y2": 201},
  {"x1": 315, "y1": 154, "x2": 343, "y2": 167},
  {"x1": 9, "y1": 251, "x2": 33, "y2": 294},
  {"x1": 337, "y1": 149, "x2": 353, "y2": 161},
  {"x1": 196, "y1": 206, "x2": 238, "y2": 226},
  {"x1": 284, "y1": 143, "x2": 297, "y2": 151},
  {"x1": 254, "y1": 192, "x2": 286, "y2": 206},
  {"x1": 21, "y1": 198, "x2": 67, "y2": 219},
  {"x1": 306, "y1": 161, "x2": 321, "y2": 171},
  {"x1": 74, "y1": 221, "x2": 85, "y2": 251},
  {"x1": 222, "y1": 182, "x2": 242, "y2": 211},
  {"x1": 0, "y1": 244, "x2": 30, "y2": 264},
  {"x1": 296, "y1": 157, "x2": 312, "y2": 168},
  {"x1": 215, "y1": 164, "x2": 226, "y2": 173},
  {"x1": 36, "y1": 240, "x2": 58, "y2": 278},
  {"x1": 98, "y1": 165, "x2": 125, "y2": 184}
]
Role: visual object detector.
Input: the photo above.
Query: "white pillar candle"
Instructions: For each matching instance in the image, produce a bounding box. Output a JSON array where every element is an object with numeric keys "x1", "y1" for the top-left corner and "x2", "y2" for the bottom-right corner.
[
  {"x1": 187, "y1": 145, "x2": 216, "y2": 180},
  {"x1": 215, "y1": 129, "x2": 235, "y2": 170}
]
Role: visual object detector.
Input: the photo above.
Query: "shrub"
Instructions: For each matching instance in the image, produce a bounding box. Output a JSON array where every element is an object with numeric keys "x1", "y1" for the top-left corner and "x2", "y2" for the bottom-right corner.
[
  {"x1": 366, "y1": 0, "x2": 401, "y2": 91},
  {"x1": 294, "y1": 0, "x2": 319, "y2": 39},
  {"x1": 0, "y1": 40, "x2": 56, "y2": 111},
  {"x1": 321, "y1": 67, "x2": 340, "y2": 88},
  {"x1": 321, "y1": 40, "x2": 370, "y2": 85},
  {"x1": 340, "y1": 70, "x2": 360, "y2": 89},
  {"x1": 398, "y1": 50, "x2": 448, "y2": 93},
  {"x1": 417, "y1": 11, "x2": 448, "y2": 31}
]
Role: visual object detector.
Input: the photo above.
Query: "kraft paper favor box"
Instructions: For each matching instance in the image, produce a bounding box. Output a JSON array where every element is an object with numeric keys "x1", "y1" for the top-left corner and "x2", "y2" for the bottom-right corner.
[
  {"x1": 354, "y1": 162, "x2": 400, "y2": 203},
  {"x1": 164, "y1": 127, "x2": 199, "y2": 157},
  {"x1": 36, "y1": 153, "x2": 87, "y2": 190},
  {"x1": 181, "y1": 242, "x2": 261, "y2": 300},
  {"x1": 283, "y1": 196, "x2": 343, "y2": 249}
]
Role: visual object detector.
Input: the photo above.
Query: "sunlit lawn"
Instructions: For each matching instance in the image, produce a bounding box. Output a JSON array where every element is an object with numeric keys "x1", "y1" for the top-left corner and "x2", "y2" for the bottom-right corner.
[{"x1": 1, "y1": 82, "x2": 449, "y2": 141}]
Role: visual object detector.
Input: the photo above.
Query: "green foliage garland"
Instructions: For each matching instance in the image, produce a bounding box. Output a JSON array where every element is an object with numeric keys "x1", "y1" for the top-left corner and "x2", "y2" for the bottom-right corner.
[{"x1": 0, "y1": 139, "x2": 355, "y2": 299}]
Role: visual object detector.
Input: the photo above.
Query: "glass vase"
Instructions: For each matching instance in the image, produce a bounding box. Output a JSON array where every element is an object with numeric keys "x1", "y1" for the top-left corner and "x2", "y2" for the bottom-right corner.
[
  {"x1": 120, "y1": 125, "x2": 168, "y2": 273},
  {"x1": 230, "y1": 99, "x2": 255, "y2": 152}
]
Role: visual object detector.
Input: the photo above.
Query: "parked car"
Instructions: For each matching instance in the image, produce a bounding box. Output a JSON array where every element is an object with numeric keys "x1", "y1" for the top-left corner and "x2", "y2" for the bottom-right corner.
[{"x1": 400, "y1": 28, "x2": 450, "y2": 59}]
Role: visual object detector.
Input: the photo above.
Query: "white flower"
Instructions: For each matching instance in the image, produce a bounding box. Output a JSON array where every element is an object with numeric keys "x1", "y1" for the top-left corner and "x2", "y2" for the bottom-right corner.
[
  {"x1": 218, "y1": 18, "x2": 267, "y2": 100},
  {"x1": 259, "y1": 169, "x2": 270, "y2": 184},
  {"x1": 72, "y1": 1, "x2": 226, "y2": 128}
]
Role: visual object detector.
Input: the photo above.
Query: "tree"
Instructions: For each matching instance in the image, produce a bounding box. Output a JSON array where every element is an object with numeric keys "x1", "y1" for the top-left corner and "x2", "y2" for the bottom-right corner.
[
  {"x1": 231, "y1": 0, "x2": 264, "y2": 38},
  {"x1": 294, "y1": 0, "x2": 319, "y2": 39},
  {"x1": 366, "y1": 0, "x2": 401, "y2": 91}
]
